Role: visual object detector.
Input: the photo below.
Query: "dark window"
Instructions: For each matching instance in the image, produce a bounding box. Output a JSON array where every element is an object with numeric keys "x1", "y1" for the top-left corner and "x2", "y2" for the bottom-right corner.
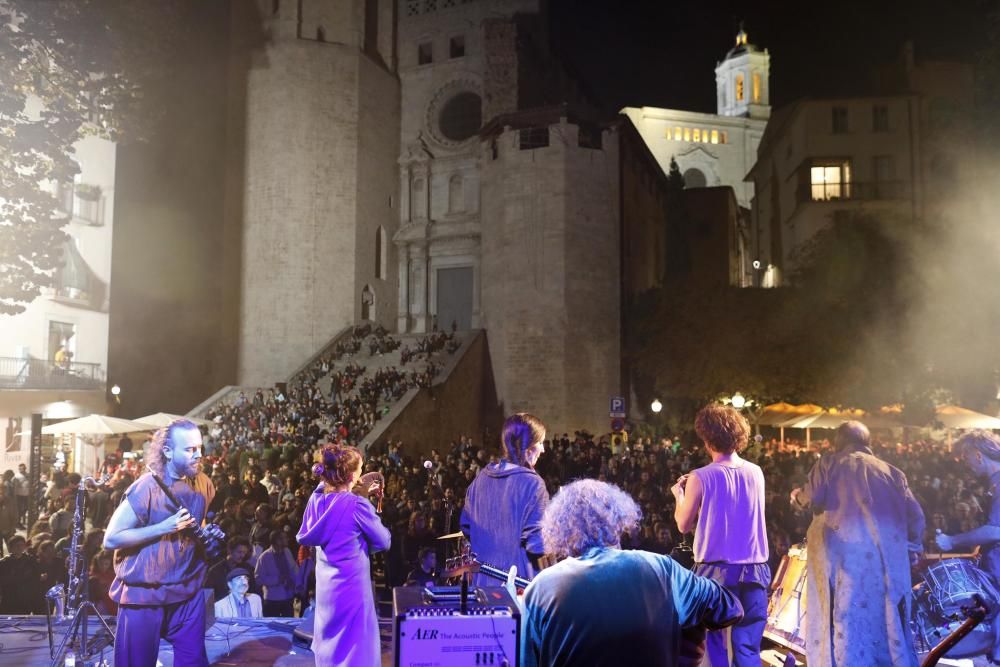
[
  {"x1": 578, "y1": 125, "x2": 602, "y2": 149},
  {"x1": 364, "y1": 0, "x2": 378, "y2": 56},
  {"x1": 449, "y1": 35, "x2": 465, "y2": 58},
  {"x1": 872, "y1": 105, "x2": 889, "y2": 132},
  {"x1": 418, "y1": 42, "x2": 433, "y2": 65},
  {"x1": 438, "y1": 92, "x2": 482, "y2": 142},
  {"x1": 519, "y1": 127, "x2": 550, "y2": 150},
  {"x1": 832, "y1": 106, "x2": 848, "y2": 134}
]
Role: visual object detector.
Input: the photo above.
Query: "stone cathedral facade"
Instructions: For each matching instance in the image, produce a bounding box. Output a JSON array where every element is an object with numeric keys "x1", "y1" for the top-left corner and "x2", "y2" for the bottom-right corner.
[{"x1": 217, "y1": 0, "x2": 764, "y2": 434}]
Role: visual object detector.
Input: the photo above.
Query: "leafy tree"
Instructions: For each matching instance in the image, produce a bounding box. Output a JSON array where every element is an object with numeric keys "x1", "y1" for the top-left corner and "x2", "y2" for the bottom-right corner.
[{"x1": 0, "y1": 0, "x2": 179, "y2": 314}]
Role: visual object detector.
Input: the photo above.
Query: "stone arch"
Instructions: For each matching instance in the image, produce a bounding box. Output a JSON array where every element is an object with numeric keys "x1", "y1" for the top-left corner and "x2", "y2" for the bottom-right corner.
[
  {"x1": 361, "y1": 284, "x2": 376, "y2": 321},
  {"x1": 683, "y1": 168, "x2": 707, "y2": 189}
]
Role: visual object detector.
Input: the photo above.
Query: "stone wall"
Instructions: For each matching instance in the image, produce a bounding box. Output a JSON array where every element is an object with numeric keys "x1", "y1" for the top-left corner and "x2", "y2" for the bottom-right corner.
[{"x1": 480, "y1": 118, "x2": 621, "y2": 436}]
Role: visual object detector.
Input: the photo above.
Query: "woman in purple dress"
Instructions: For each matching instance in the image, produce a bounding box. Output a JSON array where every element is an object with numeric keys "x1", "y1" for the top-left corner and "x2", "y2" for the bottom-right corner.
[{"x1": 296, "y1": 443, "x2": 390, "y2": 666}]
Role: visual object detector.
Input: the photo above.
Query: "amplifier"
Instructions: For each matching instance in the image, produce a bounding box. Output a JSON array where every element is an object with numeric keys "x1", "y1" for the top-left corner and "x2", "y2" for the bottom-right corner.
[{"x1": 393, "y1": 586, "x2": 520, "y2": 667}]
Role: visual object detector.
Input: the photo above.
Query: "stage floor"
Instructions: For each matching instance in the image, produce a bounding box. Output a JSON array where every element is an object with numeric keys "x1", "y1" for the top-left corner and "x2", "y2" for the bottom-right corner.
[{"x1": 0, "y1": 615, "x2": 397, "y2": 666}]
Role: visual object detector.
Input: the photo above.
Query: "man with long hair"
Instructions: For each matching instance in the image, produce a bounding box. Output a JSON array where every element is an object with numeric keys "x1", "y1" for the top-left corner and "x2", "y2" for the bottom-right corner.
[
  {"x1": 935, "y1": 429, "x2": 1000, "y2": 663},
  {"x1": 672, "y1": 404, "x2": 769, "y2": 666},
  {"x1": 790, "y1": 421, "x2": 925, "y2": 667},
  {"x1": 103, "y1": 419, "x2": 210, "y2": 667},
  {"x1": 522, "y1": 479, "x2": 742, "y2": 667},
  {"x1": 460, "y1": 413, "x2": 549, "y2": 585}
]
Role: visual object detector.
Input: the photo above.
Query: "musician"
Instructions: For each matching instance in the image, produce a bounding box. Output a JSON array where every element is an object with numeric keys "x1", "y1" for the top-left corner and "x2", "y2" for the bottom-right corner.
[
  {"x1": 104, "y1": 419, "x2": 209, "y2": 667},
  {"x1": 404, "y1": 546, "x2": 439, "y2": 587},
  {"x1": 935, "y1": 430, "x2": 1000, "y2": 663},
  {"x1": 295, "y1": 443, "x2": 389, "y2": 667},
  {"x1": 461, "y1": 413, "x2": 549, "y2": 586},
  {"x1": 522, "y1": 479, "x2": 743, "y2": 667},
  {"x1": 213, "y1": 567, "x2": 263, "y2": 618},
  {"x1": 671, "y1": 404, "x2": 769, "y2": 667},
  {"x1": 790, "y1": 421, "x2": 925, "y2": 667}
]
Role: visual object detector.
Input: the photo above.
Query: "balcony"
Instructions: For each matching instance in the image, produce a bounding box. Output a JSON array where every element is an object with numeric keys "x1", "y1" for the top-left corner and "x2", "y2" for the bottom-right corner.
[
  {"x1": 0, "y1": 357, "x2": 106, "y2": 390},
  {"x1": 797, "y1": 180, "x2": 910, "y2": 203}
]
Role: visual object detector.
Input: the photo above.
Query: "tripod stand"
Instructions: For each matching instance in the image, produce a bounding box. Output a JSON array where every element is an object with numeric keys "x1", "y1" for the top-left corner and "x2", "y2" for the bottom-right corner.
[{"x1": 47, "y1": 477, "x2": 115, "y2": 667}]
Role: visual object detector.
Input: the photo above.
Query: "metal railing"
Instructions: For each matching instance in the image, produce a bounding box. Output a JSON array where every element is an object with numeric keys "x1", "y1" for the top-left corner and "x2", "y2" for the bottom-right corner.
[
  {"x1": 0, "y1": 356, "x2": 105, "y2": 390},
  {"x1": 798, "y1": 180, "x2": 910, "y2": 203}
]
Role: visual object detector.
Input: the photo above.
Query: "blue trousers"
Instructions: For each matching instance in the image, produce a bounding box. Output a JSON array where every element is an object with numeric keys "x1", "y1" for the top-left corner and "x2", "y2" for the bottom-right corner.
[
  {"x1": 704, "y1": 582, "x2": 768, "y2": 667},
  {"x1": 115, "y1": 592, "x2": 209, "y2": 667}
]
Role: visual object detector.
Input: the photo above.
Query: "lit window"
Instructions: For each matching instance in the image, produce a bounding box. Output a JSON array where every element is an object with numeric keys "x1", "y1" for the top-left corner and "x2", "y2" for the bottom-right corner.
[
  {"x1": 810, "y1": 161, "x2": 851, "y2": 201},
  {"x1": 736, "y1": 73, "x2": 744, "y2": 102},
  {"x1": 683, "y1": 128, "x2": 691, "y2": 142},
  {"x1": 752, "y1": 72, "x2": 761, "y2": 103},
  {"x1": 710, "y1": 130, "x2": 719, "y2": 144},
  {"x1": 674, "y1": 127, "x2": 682, "y2": 140},
  {"x1": 693, "y1": 128, "x2": 701, "y2": 142}
]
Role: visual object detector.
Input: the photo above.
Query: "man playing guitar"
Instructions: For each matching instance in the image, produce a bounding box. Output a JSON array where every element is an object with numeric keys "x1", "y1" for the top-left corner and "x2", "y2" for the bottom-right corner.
[{"x1": 104, "y1": 419, "x2": 218, "y2": 667}]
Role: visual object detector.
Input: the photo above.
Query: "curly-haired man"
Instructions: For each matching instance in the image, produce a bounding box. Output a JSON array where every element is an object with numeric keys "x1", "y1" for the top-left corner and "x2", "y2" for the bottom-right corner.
[
  {"x1": 522, "y1": 479, "x2": 742, "y2": 667},
  {"x1": 672, "y1": 404, "x2": 769, "y2": 667}
]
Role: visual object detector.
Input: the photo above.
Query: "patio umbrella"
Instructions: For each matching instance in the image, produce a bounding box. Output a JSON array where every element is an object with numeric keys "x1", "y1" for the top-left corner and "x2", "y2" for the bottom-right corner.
[
  {"x1": 934, "y1": 406, "x2": 1000, "y2": 430},
  {"x1": 136, "y1": 412, "x2": 213, "y2": 428},
  {"x1": 42, "y1": 414, "x2": 155, "y2": 435},
  {"x1": 756, "y1": 403, "x2": 824, "y2": 446}
]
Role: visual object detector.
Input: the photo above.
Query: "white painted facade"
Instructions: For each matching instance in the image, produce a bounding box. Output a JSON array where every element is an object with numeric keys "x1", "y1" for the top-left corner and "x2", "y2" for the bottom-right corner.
[{"x1": 620, "y1": 29, "x2": 770, "y2": 209}]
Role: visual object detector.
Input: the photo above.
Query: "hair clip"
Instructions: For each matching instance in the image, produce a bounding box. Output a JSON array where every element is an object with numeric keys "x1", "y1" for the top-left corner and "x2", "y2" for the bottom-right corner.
[{"x1": 312, "y1": 463, "x2": 325, "y2": 477}]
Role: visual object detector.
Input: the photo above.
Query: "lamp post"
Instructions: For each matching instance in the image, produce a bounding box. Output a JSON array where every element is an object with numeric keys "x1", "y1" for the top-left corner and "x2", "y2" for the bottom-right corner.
[
  {"x1": 110, "y1": 384, "x2": 121, "y2": 415},
  {"x1": 731, "y1": 392, "x2": 746, "y2": 409},
  {"x1": 650, "y1": 399, "x2": 663, "y2": 414}
]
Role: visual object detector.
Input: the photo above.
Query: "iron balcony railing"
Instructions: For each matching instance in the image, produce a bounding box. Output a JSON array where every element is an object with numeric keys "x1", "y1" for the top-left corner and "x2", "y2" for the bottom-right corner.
[
  {"x1": 0, "y1": 356, "x2": 105, "y2": 390},
  {"x1": 797, "y1": 180, "x2": 911, "y2": 203}
]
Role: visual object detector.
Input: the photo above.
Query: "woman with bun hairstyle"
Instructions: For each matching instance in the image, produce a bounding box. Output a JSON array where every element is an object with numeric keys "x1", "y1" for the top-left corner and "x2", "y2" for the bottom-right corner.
[
  {"x1": 296, "y1": 443, "x2": 389, "y2": 667},
  {"x1": 460, "y1": 413, "x2": 550, "y2": 586}
]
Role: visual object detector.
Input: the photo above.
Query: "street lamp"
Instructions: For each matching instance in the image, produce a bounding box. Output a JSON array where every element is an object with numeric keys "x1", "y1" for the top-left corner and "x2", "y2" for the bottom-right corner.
[
  {"x1": 650, "y1": 399, "x2": 663, "y2": 414},
  {"x1": 731, "y1": 392, "x2": 746, "y2": 409}
]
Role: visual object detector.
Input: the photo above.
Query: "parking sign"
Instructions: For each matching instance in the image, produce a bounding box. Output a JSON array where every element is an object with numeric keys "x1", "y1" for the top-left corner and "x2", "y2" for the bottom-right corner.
[{"x1": 610, "y1": 396, "x2": 626, "y2": 418}]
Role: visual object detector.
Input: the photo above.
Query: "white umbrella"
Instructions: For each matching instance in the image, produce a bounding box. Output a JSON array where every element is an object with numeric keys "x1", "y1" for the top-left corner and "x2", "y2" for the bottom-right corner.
[
  {"x1": 42, "y1": 414, "x2": 155, "y2": 435},
  {"x1": 935, "y1": 406, "x2": 1000, "y2": 430},
  {"x1": 136, "y1": 412, "x2": 213, "y2": 428}
]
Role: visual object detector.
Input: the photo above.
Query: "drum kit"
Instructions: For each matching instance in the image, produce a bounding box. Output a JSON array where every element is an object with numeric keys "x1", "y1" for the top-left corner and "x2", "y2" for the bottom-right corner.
[{"x1": 765, "y1": 544, "x2": 999, "y2": 662}]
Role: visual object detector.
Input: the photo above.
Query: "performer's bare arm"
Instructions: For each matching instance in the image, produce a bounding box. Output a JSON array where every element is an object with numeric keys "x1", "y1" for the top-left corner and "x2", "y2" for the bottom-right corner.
[
  {"x1": 103, "y1": 499, "x2": 195, "y2": 550},
  {"x1": 939, "y1": 523, "x2": 1000, "y2": 551},
  {"x1": 672, "y1": 473, "x2": 703, "y2": 534}
]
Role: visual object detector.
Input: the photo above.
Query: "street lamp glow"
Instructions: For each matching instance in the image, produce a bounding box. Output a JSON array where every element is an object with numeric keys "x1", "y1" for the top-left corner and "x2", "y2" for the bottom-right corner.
[
  {"x1": 650, "y1": 399, "x2": 663, "y2": 414},
  {"x1": 111, "y1": 384, "x2": 121, "y2": 396},
  {"x1": 731, "y1": 392, "x2": 746, "y2": 409}
]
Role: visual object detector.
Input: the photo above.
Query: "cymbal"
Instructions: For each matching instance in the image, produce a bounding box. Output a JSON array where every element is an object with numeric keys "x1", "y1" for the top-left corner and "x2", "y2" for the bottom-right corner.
[{"x1": 437, "y1": 531, "x2": 465, "y2": 540}]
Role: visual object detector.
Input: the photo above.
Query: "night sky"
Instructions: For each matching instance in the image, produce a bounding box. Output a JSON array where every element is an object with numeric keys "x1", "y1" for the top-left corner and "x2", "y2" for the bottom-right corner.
[{"x1": 547, "y1": 0, "x2": 993, "y2": 113}]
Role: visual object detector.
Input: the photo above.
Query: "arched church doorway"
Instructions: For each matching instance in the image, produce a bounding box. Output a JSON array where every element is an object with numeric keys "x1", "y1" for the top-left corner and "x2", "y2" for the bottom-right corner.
[
  {"x1": 361, "y1": 285, "x2": 375, "y2": 321},
  {"x1": 683, "y1": 168, "x2": 707, "y2": 189},
  {"x1": 435, "y1": 267, "x2": 472, "y2": 331}
]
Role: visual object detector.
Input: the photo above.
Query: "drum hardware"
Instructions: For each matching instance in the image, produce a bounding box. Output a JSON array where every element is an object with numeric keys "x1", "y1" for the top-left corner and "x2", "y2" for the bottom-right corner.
[
  {"x1": 764, "y1": 544, "x2": 808, "y2": 655},
  {"x1": 920, "y1": 594, "x2": 990, "y2": 667},
  {"x1": 912, "y1": 558, "x2": 998, "y2": 659}
]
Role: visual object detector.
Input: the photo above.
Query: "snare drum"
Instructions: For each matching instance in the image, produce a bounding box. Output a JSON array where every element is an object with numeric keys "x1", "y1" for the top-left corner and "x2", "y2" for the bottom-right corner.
[{"x1": 912, "y1": 558, "x2": 998, "y2": 658}]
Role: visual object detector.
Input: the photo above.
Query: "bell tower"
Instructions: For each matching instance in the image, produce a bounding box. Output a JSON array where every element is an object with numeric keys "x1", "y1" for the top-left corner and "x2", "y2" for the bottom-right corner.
[{"x1": 715, "y1": 25, "x2": 771, "y2": 119}]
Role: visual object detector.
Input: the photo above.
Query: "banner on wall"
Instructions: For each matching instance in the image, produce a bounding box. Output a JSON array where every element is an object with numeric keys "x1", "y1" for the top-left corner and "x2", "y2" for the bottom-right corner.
[{"x1": 2, "y1": 415, "x2": 31, "y2": 473}]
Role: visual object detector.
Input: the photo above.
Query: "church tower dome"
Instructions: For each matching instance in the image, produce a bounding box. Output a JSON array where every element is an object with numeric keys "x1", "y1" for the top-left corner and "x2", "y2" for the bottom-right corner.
[{"x1": 715, "y1": 24, "x2": 771, "y2": 119}]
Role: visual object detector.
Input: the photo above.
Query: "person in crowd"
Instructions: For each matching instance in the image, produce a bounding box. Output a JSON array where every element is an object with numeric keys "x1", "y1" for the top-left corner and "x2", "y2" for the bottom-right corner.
[
  {"x1": 13, "y1": 463, "x2": 29, "y2": 529},
  {"x1": 103, "y1": 419, "x2": 213, "y2": 667},
  {"x1": 296, "y1": 443, "x2": 389, "y2": 667},
  {"x1": 935, "y1": 430, "x2": 1000, "y2": 664},
  {"x1": 404, "y1": 546, "x2": 440, "y2": 587},
  {"x1": 461, "y1": 413, "x2": 549, "y2": 586},
  {"x1": 0, "y1": 535, "x2": 42, "y2": 613},
  {"x1": 672, "y1": 404, "x2": 769, "y2": 667},
  {"x1": 254, "y1": 529, "x2": 299, "y2": 617},
  {"x1": 88, "y1": 548, "x2": 118, "y2": 616},
  {"x1": 522, "y1": 479, "x2": 743, "y2": 667},
  {"x1": 206, "y1": 535, "x2": 256, "y2": 600},
  {"x1": 0, "y1": 484, "x2": 19, "y2": 557},
  {"x1": 790, "y1": 421, "x2": 925, "y2": 667},
  {"x1": 214, "y1": 567, "x2": 263, "y2": 618}
]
